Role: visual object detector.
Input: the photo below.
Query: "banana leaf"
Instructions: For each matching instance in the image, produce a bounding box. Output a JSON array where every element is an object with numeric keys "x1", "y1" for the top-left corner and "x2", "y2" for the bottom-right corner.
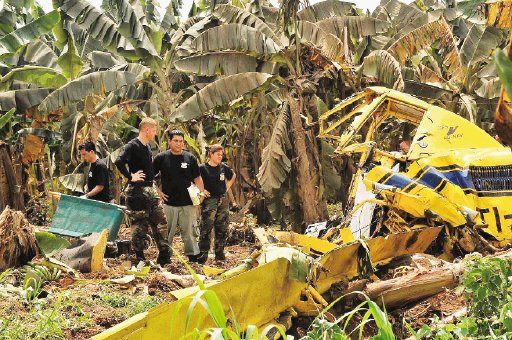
[
  {"x1": 362, "y1": 50, "x2": 404, "y2": 90},
  {"x1": 213, "y1": 4, "x2": 282, "y2": 47},
  {"x1": 460, "y1": 25, "x2": 504, "y2": 66},
  {"x1": 23, "y1": 40, "x2": 58, "y2": 68},
  {"x1": 257, "y1": 110, "x2": 292, "y2": 193},
  {"x1": 0, "y1": 88, "x2": 51, "y2": 112},
  {"x1": 0, "y1": 66, "x2": 67, "y2": 91},
  {"x1": 190, "y1": 23, "x2": 281, "y2": 58},
  {"x1": 106, "y1": 0, "x2": 159, "y2": 57},
  {"x1": 297, "y1": 21, "x2": 344, "y2": 62},
  {"x1": 174, "y1": 52, "x2": 259, "y2": 76},
  {"x1": 59, "y1": 0, "x2": 137, "y2": 60},
  {"x1": 297, "y1": 0, "x2": 355, "y2": 22},
  {"x1": 171, "y1": 72, "x2": 272, "y2": 122},
  {"x1": 38, "y1": 71, "x2": 138, "y2": 112},
  {"x1": 0, "y1": 10, "x2": 59, "y2": 59}
]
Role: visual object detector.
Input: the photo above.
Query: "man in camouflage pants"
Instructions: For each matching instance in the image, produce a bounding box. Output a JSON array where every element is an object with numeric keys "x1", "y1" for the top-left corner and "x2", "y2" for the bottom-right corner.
[{"x1": 114, "y1": 117, "x2": 170, "y2": 265}]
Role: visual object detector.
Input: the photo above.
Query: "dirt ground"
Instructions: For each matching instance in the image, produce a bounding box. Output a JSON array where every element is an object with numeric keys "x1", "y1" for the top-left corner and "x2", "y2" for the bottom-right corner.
[{"x1": 1, "y1": 219, "x2": 468, "y2": 339}]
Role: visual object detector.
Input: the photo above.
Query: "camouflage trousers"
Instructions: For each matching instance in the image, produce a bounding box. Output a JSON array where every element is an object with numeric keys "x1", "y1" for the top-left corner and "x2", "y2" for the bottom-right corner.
[
  {"x1": 126, "y1": 185, "x2": 169, "y2": 254},
  {"x1": 199, "y1": 196, "x2": 229, "y2": 256}
]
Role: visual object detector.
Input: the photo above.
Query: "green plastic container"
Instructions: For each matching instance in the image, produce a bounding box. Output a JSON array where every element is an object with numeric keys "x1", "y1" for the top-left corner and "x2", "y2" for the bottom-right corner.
[{"x1": 49, "y1": 194, "x2": 123, "y2": 242}]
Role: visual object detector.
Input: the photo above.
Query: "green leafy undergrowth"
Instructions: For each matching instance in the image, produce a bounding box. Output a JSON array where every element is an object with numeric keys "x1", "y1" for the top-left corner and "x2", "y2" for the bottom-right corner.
[
  {"x1": 303, "y1": 291, "x2": 395, "y2": 340},
  {"x1": 0, "y1": 279, "x2": 163, "y2": 339},
  {"x1": 411, "y1": 255, "x2": 512, "y2": 339}
]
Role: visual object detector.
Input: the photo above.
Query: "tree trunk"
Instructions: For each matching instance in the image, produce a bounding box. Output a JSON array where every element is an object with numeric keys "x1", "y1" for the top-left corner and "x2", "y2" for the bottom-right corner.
[
  {"x1": 288, "y1": 92, "x2": 327, "y2": 228},
  {"x1": 365, "y1": 262, "x2": 465, "y2": 309},
  {"x1": 0, "y1": 141, "x2": 25, "y2": 211},
  {"x1": 495, "y1": 43, "x2": 512, "y2": 145}
]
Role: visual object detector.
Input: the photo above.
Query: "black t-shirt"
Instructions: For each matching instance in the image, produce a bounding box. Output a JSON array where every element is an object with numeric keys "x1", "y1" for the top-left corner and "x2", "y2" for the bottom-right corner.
[
  {"x1": 114, "y1": 138, "x2": 154, "y2": 186},
  {"x1": 87, "y1": 158, "x2": 111, "y2": 202},
  {"x1": 153, "y1": 150, "x2": 200, "y2": 206},
  {"x1": 199, "y1": 162, "x2": 234, "y2": 198}
]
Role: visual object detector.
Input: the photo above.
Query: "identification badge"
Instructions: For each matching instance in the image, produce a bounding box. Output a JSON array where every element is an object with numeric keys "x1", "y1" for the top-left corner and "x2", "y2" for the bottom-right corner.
[
  {"x1": 181, "y1": 162, "x2": 188, "y2": 168},
  {"x1": 220, "y1": 173, "x2": 225, "y2": 181}
]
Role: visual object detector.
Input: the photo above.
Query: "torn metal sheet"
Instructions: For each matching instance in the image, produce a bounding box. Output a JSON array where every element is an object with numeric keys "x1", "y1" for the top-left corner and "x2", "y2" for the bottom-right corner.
[
  {"x1": 315, "y1": 227, "x2": 442, "y2": 293},
  {"x1": 93, "y1": 226, "x2": 441, "y2": 339},
  {"x1": 93, "y1": 258, "x2": 307, "y2": 339},
  {"x1": 93, "y1": 87, "x2": 512, "y2": 338}
]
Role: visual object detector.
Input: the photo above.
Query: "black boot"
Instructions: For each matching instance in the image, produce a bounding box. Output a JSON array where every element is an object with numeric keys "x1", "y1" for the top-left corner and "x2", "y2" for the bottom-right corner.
[
  {"x1": 131, "y1": 250, "x2": 146, "y2": 265},
  {"x1": 157, "y1": 250, "x2": 171, "y2": 266},
  {"x1": 215, "y1": 251, "x2": 225, "y2": 261},
  {"x1": 188, "y1": 253, "x2": 206, "y2": 264},
  {"x1": 195, "y1": 252, "x2": 208, "y2": 264}
]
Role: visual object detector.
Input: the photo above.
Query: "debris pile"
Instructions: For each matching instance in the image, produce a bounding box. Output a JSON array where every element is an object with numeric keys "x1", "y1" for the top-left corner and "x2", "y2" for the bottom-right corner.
[{"x1": 0, "y1": 207, "x2": 37, "y2": 270}]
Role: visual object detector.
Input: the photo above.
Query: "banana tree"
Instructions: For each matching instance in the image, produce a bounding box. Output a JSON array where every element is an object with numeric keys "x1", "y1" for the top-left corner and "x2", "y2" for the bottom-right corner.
[
  {"x1": 0, "y1": 0, "x2": 187, "y2": 199},
  {"x1": 169, "y1": 1, "x2": 398, "y2": 226},
  {"x1": 484, "y1": 0, "x2": 512, "y2": 145},
  {"x1": 359, "y1": 0, "x2": 507, "y2": 131}
]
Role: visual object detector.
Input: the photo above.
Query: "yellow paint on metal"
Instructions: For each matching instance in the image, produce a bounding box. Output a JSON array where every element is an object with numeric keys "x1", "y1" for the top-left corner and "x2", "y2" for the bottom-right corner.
[
  {"x1": 315, "y1": 227, "x2": 442, "y2": 294},
  {"x1": 202, "y1": 265, "x2": 227, "y2": 277},
  {"x1": 91, "y1": 229, "x2": 109, "y2": 272},
  {"x1": 365, "y1": 165, "x2": 469, "y2": 227},
  {"x1": 320, "y1": 87, "x2": 512, "y2": 245},
  {"x1": 339, "y1": 227, "x2": 356, "y2": 243},
  {"x1": 268, "y1": 230, "x2": 338, "y2": 255},
  {"x1": 408, "y1": 107, "x2": 504, "y2": 160},
  {"x1": 92, "y1": 258, "x2": 307, "y2": 339},
  {"x1": 364, "y1": 149, "x2": 512, "y2": 243}
]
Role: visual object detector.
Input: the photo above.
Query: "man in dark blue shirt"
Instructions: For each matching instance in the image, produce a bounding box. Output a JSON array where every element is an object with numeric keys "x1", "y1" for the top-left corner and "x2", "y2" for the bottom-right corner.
[
  {"x1": 115, "y1": 117, "x2": 170, "y2": 265},
  {"x1": 79, "y1": 141, "x2": 111, "y2": 203}
]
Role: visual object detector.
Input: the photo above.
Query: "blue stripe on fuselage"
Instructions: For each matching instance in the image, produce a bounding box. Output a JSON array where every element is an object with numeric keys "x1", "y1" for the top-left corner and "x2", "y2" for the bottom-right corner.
[{"x1": 379, "y1": 166, "x2": 473, "y2": 191}]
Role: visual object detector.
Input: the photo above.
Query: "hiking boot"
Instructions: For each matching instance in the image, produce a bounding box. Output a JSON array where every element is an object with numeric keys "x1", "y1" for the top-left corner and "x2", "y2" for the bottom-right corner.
[
  {"x1": 157, "y1": 250, "x2": 171, "y2": 266},
  {"x1": 215, "y1": 251, "x2": 226, "y2": 261},
  {"x1": 194, "y1": 252, "x2": 208, "y2": 264},
  {"x1": 134, "y1": 250, "x2": 146, "y2": 261},
  {"x1": 188, "y1": 253, "x2": 205, "y2": 264},
  {"x1": 130, "y1": 251, "x2": 146, "y2": 265}
]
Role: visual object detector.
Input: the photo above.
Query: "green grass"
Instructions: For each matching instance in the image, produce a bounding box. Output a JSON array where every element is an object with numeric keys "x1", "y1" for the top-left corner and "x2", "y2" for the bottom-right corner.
[
  {"x1": 303, "y1": 292, "x2": 395, "y2": 340},
  {"x1": 0, "y1": 286, "x2": 163, "y2": 339}
]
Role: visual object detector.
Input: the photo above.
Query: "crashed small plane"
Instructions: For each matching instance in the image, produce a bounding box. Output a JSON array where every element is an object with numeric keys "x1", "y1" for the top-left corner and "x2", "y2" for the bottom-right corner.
[
  {"x1": 318, "y1": 86, "x2": 512, "y2": 257},
  {"x1": 94, "y1": 87, "x2": 512, "y2": 339}
]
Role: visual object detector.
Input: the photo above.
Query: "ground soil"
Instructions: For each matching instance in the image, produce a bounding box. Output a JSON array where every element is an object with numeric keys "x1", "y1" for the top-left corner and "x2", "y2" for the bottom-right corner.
[{"x1": 2, "y1": 219, "x2": 468, "y2": 339}]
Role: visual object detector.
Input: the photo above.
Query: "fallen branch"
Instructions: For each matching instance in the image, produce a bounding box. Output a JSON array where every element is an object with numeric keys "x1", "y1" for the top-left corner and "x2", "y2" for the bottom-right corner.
[{"x1": 365, "y1": 262, "x2": 465, "y2": 309}]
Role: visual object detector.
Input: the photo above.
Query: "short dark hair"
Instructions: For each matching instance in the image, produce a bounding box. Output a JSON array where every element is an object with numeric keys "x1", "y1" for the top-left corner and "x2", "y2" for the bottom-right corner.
[
  {"x1": 78, "y1": 141, "x2": 96, "y2": 153},
  {"x1": 166, "y1": 129, "x2": 184, "y2": 140},
  {"x1": 207, "y1": 144, "x2": 223, "y2": 155}
]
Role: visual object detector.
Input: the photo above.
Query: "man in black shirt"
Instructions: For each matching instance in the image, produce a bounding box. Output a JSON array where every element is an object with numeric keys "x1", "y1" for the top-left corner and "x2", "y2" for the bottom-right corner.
[
  {"x1": 153, "y1": 129, "x2": 205, "y2": 262},
  {"x1": 78, "y1": 141, "x2": 111, "y2": 203},
  {"x1": 114, "y1": 117, "x2": 170, "y2": 265}
]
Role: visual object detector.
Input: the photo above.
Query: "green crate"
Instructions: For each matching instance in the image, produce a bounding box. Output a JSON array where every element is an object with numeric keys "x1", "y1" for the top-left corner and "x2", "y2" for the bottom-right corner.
[{"x1": 49, "y1": 194, "x2": 123, "y2": 242}]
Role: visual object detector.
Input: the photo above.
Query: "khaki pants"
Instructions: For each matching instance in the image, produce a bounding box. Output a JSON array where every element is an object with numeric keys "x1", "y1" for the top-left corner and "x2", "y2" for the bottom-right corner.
[{"x1": 163, "y1": 204, "x2": 200, "y2": 256}]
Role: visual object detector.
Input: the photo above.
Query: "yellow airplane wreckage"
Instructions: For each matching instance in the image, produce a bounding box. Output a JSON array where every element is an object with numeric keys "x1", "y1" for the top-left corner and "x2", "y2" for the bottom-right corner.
[{"x1": 94, "y1": 87, "x2": 512, "y2": 339}]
